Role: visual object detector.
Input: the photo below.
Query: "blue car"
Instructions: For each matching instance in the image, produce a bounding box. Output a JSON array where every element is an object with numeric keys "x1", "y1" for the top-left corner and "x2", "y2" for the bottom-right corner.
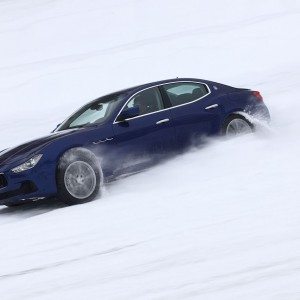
[{"x1": 0, "y1": 78, "x2": 270, "y2": 206}]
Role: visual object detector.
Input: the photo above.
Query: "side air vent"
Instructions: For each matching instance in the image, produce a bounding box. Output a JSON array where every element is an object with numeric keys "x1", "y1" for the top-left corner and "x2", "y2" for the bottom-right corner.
[{"x1": 0, "y1": 174, "x2": 7, "y2": 188}]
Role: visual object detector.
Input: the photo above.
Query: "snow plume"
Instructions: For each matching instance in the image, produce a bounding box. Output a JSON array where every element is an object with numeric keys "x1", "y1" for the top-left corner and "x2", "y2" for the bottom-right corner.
[{"x1": 236, "y1": 111, "x2": 273, "y2": 136}]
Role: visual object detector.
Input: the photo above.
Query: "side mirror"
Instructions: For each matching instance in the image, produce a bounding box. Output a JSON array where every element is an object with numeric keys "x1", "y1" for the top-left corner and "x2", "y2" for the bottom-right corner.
[
  {"x1": 118, "y1": 106, "x2": 140, "y2": 121},
  {"x1": 52, "y1": 123, "x2": 61, "y2": 133}
]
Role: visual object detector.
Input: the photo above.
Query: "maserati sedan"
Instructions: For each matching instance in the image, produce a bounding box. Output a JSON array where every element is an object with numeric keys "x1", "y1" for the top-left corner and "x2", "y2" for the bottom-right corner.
[{"x1": 0, "y1": 78, "x2": 270, "y2": 206}]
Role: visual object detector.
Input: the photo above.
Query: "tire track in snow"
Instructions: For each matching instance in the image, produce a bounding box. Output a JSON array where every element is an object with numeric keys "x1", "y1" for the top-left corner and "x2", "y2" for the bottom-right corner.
[
  {"x1": 0, "y1": 242, "x2": 141, "y2": 281},
  {"x1": 172, "y1": 259, "x2": 300, "y2": 298},
  {"x1": 0, "y1": 10, "x2": 298, "y2": 72},
  {"x1": 0, "y1": 10, "x2": 298, "y2": 92}
]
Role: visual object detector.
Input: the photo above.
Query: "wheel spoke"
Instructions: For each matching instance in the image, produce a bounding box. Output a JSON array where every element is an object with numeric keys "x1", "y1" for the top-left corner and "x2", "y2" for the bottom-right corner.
[
  {"x1": 64, "y1": 161, "x2": 97, "y2": 199},
  {"x1": 226, "y1": 118, "x2": 252, "y2": 136}
]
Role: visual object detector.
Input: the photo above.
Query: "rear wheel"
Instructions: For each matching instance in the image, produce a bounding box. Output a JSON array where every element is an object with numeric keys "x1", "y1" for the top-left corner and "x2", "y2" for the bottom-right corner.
[
  {"x1": 57, "y1": 148, "x2": 101, "y2": 205},
  {"x1": 222, "y1": 114, "x2": 253, "y2": 136}
]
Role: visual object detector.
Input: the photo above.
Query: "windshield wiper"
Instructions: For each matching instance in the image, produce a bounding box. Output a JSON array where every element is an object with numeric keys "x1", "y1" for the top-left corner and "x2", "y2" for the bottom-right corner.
[{"x1": 69, "y1": 123, "x2": 99, "y2": 129}]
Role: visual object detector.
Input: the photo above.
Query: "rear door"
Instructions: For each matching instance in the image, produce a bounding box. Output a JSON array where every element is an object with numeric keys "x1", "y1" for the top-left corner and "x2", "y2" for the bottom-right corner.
[
  {"x1": 160, "y1": 82, "x2": 221, "y2": 149},
  {"x1": 111, "y1": 87, "x2": 175, "y2": 175}
]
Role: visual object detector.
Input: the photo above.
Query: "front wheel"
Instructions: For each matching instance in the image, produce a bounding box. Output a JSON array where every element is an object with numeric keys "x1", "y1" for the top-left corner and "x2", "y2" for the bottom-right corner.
[
  {"x1": 57, "y1": 148, "x2": 101, "y2": 205},
  {"x1": 222, "y1": 114, "x2": 254, "y2": 136}
]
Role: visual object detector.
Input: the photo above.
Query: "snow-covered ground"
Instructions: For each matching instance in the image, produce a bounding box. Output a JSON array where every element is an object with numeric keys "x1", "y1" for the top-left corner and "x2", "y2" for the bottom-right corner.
[{"x1": 0, "y1": 0, "x2": 300, "y2": 299}]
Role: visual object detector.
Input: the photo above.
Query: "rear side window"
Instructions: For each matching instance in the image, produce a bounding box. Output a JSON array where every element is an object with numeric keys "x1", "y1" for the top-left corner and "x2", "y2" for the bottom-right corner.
[
  {"x1": 162, "y1": 82, "x2": 209, "y2": 107},
  {"x1": 125, "y1": 87, "x2": 164, "y2": 116}
]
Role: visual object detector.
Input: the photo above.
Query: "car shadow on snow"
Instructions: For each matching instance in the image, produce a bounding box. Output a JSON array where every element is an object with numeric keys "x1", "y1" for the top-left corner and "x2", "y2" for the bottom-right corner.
[{"x1": 0, "y1": 198, "x2": 66, "y2": 219}]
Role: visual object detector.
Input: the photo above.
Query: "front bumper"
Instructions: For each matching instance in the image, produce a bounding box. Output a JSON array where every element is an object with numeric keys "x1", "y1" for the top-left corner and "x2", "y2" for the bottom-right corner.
[{"x1": 0, "y1": 163, "x2": 57, "y2": 205}]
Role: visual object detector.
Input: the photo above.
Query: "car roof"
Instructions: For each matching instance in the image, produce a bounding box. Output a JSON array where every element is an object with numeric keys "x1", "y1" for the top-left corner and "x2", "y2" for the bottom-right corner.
[
  {"x1": 92, "y1": 78, "x2": 217, "y2": 103},
  {"x1": 120, "y1": 77, "x2": 214, "y2": 96}
]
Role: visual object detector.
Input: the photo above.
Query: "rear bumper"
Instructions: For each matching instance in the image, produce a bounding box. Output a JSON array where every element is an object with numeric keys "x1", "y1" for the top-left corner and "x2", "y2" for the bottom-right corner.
[{"x1": 0, "y1": 163, "x2": 57, "y2": 205}]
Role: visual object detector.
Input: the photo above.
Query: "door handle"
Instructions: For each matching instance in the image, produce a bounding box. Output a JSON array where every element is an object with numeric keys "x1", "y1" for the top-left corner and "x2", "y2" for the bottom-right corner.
[
  {"x1": 156, "y1": 118, "x2": 170, "y2": 125},
  {"x1": 205, "y1": 104, "x2": 219, "y2": 110},
  {"x1": 93, "y1": 137, "x2": 114, "y2": 145}
]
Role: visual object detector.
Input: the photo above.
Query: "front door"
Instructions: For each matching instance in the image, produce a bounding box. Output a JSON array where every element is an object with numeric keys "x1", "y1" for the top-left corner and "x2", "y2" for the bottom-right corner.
[{"x1": 111, "y1": 87, "x2": 175, "y2": 175}]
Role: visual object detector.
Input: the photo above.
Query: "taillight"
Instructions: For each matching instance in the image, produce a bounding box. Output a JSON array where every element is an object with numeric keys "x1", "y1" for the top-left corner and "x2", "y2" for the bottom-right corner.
[{"x1": 252, "y1": 91, "x2": 263, "y2": 102}]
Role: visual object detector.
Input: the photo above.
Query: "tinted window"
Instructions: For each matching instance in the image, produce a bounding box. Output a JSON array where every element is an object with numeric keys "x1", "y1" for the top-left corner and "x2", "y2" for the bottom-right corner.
[
  {"x1": 124, "y1": 87, "x2": 164, "y2": 117},
  {"x1": 162, "y1": 82, "x2": 208, "y2": 107}
]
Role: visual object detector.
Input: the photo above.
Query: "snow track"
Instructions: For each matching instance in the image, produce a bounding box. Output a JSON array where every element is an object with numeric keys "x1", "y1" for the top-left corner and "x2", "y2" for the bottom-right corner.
[{"x1": 0, "y1": 0, "x2": 300, "y2": 299}]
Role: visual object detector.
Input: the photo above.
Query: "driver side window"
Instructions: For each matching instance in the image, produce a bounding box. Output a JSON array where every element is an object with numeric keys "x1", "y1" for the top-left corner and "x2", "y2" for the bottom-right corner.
[{"x1": 125, "y1": 87, "x2": 164, "y2": 117}]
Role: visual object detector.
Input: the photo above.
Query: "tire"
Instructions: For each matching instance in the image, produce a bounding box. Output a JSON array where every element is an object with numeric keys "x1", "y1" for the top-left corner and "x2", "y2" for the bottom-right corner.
[
  {"x1": 222, "y1": 114, "x2": 254, "y2": 136},
  {"x1": 57, "y1": 148, "x2": 101, "y2": 205}
]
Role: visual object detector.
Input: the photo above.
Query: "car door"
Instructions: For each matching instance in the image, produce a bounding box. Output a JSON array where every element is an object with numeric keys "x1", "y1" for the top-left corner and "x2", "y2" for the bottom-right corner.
[
  {"x1": 111, "y1": 86, "x2": 176, "y2": 175},
  {"x1": 160, "y1": 82, "x2": 221, "y2": 149}
]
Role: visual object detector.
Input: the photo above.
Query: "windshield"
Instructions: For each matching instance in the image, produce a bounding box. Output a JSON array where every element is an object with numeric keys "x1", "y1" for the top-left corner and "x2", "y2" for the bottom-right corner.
[{"x1": 57, "y1": 92, "x2": 125, "y2": 131}]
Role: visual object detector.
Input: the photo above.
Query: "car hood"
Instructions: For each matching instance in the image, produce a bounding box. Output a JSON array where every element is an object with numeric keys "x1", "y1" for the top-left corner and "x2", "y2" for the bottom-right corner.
[{"x1": 0, "y1": 129, "x2": 78, "y2": 167}]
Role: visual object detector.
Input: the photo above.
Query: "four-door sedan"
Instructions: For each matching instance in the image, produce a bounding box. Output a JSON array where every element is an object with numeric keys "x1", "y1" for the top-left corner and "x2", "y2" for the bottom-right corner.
[{"x1": 0, "y1": 78, "x2": 270, "y2": 207}]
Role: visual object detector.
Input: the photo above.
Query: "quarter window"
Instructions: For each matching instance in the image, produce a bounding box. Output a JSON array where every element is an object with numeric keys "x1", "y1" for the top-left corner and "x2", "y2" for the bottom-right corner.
[
  {"x1": 162, "y1": 82, "x2": 209, "y2": 107},
  {"x1": 124, "y1": 87, "x2": 164, "y2": 117}
]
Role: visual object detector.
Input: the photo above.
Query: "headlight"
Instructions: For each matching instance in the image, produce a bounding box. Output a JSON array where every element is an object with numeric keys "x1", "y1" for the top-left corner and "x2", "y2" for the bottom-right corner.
[{"x1": 11, "y1": 154, "x2": 43, "y2": 173}]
